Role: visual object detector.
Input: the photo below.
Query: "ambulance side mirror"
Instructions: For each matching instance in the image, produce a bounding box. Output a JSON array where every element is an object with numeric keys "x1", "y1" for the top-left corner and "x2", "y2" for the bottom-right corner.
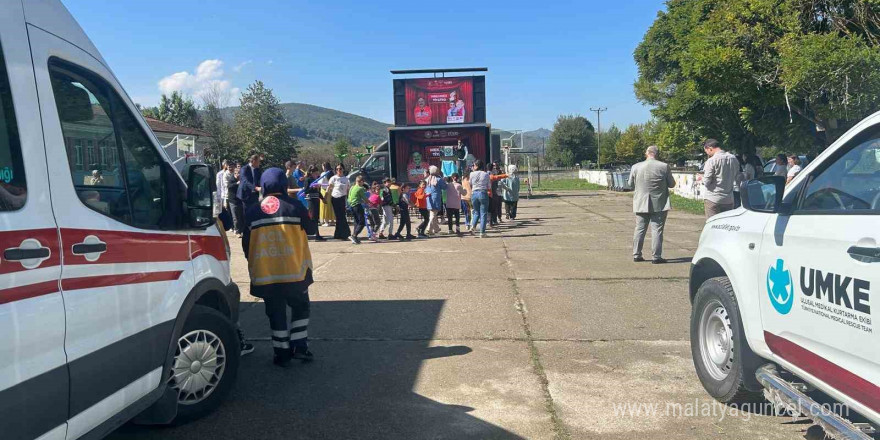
[
  {"x1": 742, "y1": 176, "x2": 785, "y2": 214},
  {"x1": 186, "y1": 164, "x2": 215, "y2": 229}
]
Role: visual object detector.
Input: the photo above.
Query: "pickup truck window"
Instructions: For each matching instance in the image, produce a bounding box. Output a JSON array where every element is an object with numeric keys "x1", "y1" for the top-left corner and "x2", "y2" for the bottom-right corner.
[
  {"x1": 0, "y1": 44, "x2": 26, "y2": 211},
  {"x1": 49, "y1": 59, "x2": 168, "y2": 228},
  {"x1": 364, "y1": 156, "x2": 388, "y2": 175},
  {"x1": 800, "y1": 134, "x2": 880, "y2": 213}
]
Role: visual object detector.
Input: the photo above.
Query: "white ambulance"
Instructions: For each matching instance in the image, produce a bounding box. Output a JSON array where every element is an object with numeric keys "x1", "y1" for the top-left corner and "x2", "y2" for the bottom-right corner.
[
  {"x1": 690, "y1": 112, "x2": 880, "y2": 437},
  {"x1": 0, "y1": 1, "x2": 241, "y2": 439}
]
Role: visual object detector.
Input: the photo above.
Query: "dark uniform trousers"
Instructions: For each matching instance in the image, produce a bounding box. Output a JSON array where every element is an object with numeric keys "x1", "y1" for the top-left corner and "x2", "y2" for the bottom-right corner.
[{"x1": 264, "y1": 288, "x2": 310, "y2": 357}]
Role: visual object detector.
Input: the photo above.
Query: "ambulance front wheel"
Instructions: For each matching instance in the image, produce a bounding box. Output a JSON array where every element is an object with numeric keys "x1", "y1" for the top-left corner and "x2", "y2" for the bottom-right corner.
[
  {"x1": 168, "y1": 305, "x2": 241, "y2": 424},
  {"x1": 690, "y1": 277, "x2": 763, "y2": 404}
]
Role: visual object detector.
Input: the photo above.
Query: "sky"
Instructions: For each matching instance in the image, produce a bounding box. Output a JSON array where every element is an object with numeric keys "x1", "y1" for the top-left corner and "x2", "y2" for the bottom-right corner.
[{"x1": 63, "y1": 0, "x2": 665, "y2": 132}]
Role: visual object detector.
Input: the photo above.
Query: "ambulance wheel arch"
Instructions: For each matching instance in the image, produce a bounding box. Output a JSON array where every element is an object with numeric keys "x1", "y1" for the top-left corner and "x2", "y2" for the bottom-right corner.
[
  {"x1": 690, "y1": 276, "x2": 766, "y2": 402},
  {"x1": 143, "y1": 278, "x2": 240, "y2": 424}
]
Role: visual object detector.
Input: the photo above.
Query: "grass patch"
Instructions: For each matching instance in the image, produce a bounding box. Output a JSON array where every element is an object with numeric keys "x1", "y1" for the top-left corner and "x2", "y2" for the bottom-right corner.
[
  {"x1": 670, "y1": 194, "x2": 705, "y2": 216},
  {"x1": 533, "y1": 179, "x2": 606, "y2": 191}
]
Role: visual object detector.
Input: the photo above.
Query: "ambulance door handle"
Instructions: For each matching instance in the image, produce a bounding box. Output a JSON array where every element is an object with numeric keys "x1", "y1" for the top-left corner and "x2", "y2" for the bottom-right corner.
[
  {"x1": 847, "y1": 246, "x2": 880, "y2": 263},
  {"x1": 72, "y1": 243, "x2": 107, "y2": 255},
  {"x1": 71, "y1": 236, "x2": 107, "y2": 262},
  {"x1": 3, "y1": 238, "x2": 52, "y2": 269},
  {"x1": 4, "y1": 247, "x2": 50, "y2": 261}
]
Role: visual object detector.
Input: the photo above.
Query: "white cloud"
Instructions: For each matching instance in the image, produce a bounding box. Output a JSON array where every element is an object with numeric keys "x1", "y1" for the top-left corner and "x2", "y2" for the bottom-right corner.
[
  {"x1": 157, "y1": 59, "x2": 238, "y2": 103},
  {"x1": 266, "y1": 59, "x2": 274, "y2": 65},
  {"x1": 233, "y1": 60, "x2": 252, "y2": 72}
]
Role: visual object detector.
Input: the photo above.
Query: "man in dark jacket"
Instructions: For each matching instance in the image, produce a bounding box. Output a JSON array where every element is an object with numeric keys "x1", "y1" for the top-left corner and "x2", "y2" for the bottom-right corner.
[
  {"x1": 237, "y1": 154, "x2": 262, "y2": 211},
  {"x1": 243, "y1": 167, "x2": 317, "y2": 367}
]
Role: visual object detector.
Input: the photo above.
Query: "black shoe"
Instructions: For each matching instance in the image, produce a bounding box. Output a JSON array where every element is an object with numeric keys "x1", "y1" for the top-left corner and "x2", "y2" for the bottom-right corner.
[
  {"x1": 350, "y1": 236, "x2": 361, "y2": 245},
  {"x1": 652, "y1": 258, "x2": 667, "y2": 264},
  {"x1": 313, "y1": 236, "x2": 326, "y2": 242},
  {"x1": 633, "y1": 256, "x2": 645, "y2": 262},
  {"x1": 418, "y1": 233, "x2": 428, "y2": 238},
  {"x1": 273, "y1": 354, "x2": 292, "y2": 368},
  {"x1": 237, "y1": 330, "x2": 255, "y2": 356},
  {"x1": 291, "y1": 347, "x2": 314, "y2": 362},
  {"x1": 405, "y1": 235, "x2": 415, "y2": 241}
]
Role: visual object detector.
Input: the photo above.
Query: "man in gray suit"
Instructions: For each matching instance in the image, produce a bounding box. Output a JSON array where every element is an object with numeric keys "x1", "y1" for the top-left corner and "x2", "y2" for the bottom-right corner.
[{"x1": 628, "y1": 146, "x2": 676, "y2": 264}]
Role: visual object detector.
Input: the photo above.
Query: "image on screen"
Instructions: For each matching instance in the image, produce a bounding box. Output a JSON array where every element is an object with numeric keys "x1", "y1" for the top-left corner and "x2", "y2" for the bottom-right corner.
[{"x1": 404, "y1": 77, "x2": 474, "y2": 126}]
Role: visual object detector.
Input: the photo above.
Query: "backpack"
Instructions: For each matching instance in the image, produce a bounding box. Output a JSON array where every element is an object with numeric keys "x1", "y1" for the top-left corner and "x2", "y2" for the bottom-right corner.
[{"x1": 381, "y1": 187, "x2": 393, "y2": 206}]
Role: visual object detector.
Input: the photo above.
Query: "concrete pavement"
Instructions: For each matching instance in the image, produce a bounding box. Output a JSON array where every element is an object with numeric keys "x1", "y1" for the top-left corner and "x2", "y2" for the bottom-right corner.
[{"x1": 109, "y1": 190, "x2": 818, "y2": 439}]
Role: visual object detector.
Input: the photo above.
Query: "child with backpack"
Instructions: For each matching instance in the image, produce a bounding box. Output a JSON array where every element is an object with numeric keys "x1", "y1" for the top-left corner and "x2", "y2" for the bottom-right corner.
[
  {"x1": 413, "y1": 180, "x2": 429, "y2": 238},
  {"x1": 392, "y1": 183, "x2": 414, "y2": 240},
  {"x1": 367, "y1": 182, "x2": 382, "y2": 238},
  {"x1": 378, "y1": 178, "x2": 395, "y2": 239}
]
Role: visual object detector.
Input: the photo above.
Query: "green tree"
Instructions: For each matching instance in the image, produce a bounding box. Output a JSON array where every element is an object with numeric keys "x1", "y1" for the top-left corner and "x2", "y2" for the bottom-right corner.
[
  {"x1": 141, "y1": 91, "x2": 201, "y2": 128},
  {"x1": 615, "y1": 123, "x2": 652, "y2": 164},
  {"x1": 654, "y1": 120, "x2": 699, "y2": 165},
  {"x1": 634, "y1": 0, "x2": 880, "y2": 153},
  {"x1": 201, "y1": 103, "x2": 236, "y2": 164},
  {"x1": 598, "y1": 124, "x2": 622, "y2": 165},
  {"x1": 233, "y1": 81, "x2": 298, "y2": 166},
  {"x1": 333, "y1": 137, "x2": 352, "y2": 162},
  {"x1": 546, "y1": 115, "x2": 596, "y2": 167}
]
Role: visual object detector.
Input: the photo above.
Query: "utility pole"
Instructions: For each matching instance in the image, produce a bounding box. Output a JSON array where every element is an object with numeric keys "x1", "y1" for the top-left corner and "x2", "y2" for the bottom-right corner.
[
  {"x1": 539, "y1": 137, "x2": 545, "y2": 186},
  {"x1": 590, "y1": 107, "x2": 607, "y2": 167}
]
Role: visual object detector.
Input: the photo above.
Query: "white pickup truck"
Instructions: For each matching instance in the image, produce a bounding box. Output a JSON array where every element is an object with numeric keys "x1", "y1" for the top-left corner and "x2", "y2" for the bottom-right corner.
[{"x1": 689, "y1": 112, "x2": 880, "y2": 438}]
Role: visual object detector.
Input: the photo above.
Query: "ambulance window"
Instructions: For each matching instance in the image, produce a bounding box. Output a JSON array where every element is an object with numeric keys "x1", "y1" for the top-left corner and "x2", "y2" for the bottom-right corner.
[
  {"x1": 800, "y1": 132, "x2": 880, "y2": 213},
  {"x1": 49, "y1": 59, "x2": 168, "y2": 228},
  {"x1": 0, "y1": 45, "x2": 27, "y2": 211}
]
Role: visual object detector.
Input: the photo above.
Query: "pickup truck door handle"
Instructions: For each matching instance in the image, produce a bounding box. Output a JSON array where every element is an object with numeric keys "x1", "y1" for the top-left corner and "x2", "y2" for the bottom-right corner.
[
  {"x1": 72, "y1": 242, "x2": 107, "y2": 255},
  {"x1": 846, "y1": 246, "x2": 880, "y2": 263},
  {"x1": 4, "y1": 247, "x2": 51, "y2": 261}
]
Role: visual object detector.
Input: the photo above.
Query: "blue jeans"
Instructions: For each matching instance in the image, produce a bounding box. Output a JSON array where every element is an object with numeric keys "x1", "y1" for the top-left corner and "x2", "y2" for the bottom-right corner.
[{"x1": 470, "y1": 190, "x2": 489, "y2": 234}]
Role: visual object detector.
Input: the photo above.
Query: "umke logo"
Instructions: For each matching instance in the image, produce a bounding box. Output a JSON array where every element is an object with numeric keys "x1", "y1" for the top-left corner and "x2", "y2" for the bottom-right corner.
[{"x1": 767, "y1": 259, "x2": 794, "y2": 315}]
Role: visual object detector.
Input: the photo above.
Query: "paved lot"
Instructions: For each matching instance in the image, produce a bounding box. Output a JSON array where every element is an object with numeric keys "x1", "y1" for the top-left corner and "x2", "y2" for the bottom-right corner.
[{"x1": 110, "y1": 190, "x2": 822, "y2": 439}]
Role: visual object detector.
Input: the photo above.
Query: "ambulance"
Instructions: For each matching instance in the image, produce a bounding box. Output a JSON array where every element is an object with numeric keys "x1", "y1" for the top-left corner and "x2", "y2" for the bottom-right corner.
[
  {"x1": 689, "y1": 111, "x2": 880, "y2": 437},
  {"x1": 0, "y1": 1, "x2": 241, "y2": 439}
]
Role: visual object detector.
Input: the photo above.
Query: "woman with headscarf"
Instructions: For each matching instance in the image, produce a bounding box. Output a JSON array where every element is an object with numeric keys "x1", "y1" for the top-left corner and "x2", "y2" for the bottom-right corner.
[
  {"x1": 424, "y1": 165, "x2": 447, "y2": 235},
  {"x1": 242, "y1": 167, "x2": 316, "y2": 366},
  {"x1": 501, "y1": 165, "x2": 521, "y2": 221}
]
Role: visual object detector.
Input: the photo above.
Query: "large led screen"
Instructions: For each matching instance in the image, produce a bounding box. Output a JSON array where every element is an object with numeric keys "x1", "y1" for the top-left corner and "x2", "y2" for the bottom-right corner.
[{"x1": 392, "y1": 126, "x2": 487, "y2": 184}]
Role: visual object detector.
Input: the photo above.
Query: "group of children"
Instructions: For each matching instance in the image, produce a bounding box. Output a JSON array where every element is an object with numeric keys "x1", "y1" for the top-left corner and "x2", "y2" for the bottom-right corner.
[{"x1": 344, "y1": 163, "x2": 521, "y2": 244}]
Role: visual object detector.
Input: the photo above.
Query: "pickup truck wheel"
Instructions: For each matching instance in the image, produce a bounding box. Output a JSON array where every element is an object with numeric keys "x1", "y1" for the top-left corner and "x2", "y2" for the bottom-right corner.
[
  {"x1": 168, "y1": 305, "x2": 240, "y2": 424},
  {"x1": 691, "y1": 277, "x2": 763, "y2": 404}
]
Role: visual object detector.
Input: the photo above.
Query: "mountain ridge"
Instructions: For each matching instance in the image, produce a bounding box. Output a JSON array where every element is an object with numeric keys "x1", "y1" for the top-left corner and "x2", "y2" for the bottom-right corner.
[
  {"x1": 220, "y1": 102, "x2": 391, "y2": 147},
  {"x1": 220, "y1": 102, "x2": 551, "y2": 151}
]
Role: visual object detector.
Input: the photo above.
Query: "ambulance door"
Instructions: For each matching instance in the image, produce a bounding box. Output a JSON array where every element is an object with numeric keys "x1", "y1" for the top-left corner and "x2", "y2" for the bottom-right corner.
[
  {"x1": 0, "y1": 4, "x2": 68, "y2": 439},
  {"x1": 759, "y1": 125, "x2": 880, "y2": 418},
  {"x1": 28, "y1": 26, "x2": 194, "y2": 439}
]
